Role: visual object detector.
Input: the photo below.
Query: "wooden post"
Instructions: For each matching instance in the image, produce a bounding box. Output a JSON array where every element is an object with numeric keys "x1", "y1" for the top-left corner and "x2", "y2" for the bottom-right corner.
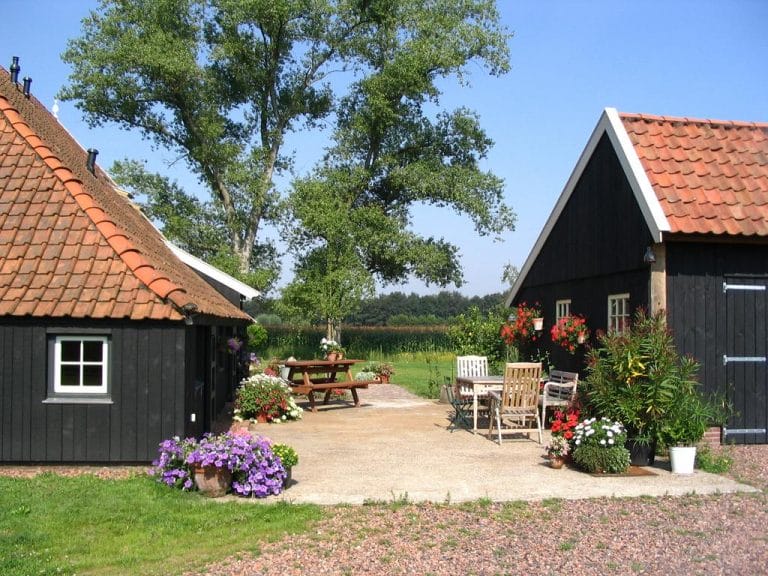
[{"x1": 649, "y1": 243, "x2": 666, "y2": 316}]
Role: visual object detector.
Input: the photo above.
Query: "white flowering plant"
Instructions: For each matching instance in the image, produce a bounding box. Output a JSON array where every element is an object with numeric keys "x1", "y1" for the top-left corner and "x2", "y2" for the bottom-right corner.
[
  {"x1": 319, "y1": 337, "x2": 345, "y2": 356},
  {"x1": 572, "y1": 417, "x2": 626, "y2": 448},
  {"x1": 571, "y1": 417, "x2": 631, "y2": 474}
]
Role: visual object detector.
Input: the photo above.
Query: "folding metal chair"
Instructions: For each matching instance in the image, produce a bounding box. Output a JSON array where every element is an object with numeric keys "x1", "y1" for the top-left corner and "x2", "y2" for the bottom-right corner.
[{"x1": 445, "y1": 384, "x2": 473, "y2": 431}]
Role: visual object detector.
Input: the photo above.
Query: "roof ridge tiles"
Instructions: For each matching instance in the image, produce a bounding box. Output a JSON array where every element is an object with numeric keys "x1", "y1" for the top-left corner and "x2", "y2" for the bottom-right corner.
[
  {"x1": 0, "y1": 92, "x2": 194, "y2": 315},
  {"x1": 620, "y1": 111, "x2": 768, "y2": 130}
]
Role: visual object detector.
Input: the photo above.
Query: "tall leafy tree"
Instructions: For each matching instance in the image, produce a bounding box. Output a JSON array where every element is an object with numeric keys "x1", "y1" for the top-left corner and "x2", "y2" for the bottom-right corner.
[
  {"x1": 61, "y1": 0, "x2": 514, "y2": 317},
  {"x1": 60, "y1": 0, "x2": 377, "y2": 289},
  {"x1": 283, "y1": 0, "x2": 515, "y2": 334}
]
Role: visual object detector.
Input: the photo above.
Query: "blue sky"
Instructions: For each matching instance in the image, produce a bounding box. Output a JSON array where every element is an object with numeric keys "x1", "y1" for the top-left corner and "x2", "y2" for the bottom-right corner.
[{"x1": 2, "y1": 1, "x2": 767, "y2": 297}]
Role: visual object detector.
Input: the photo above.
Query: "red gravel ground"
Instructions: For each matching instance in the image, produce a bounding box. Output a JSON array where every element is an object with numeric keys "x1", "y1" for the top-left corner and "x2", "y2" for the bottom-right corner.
[
  {"x1": 186, "y1": 445, "x2": 768, "y2": 576},
  {"x1": 2, "y1": 446, "x2": 766, "y2": 575}
]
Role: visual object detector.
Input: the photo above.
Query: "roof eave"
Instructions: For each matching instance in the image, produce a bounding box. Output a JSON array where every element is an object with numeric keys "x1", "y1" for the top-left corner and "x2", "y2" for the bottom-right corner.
[{"x1": 166, "y1": 242, "x2": 261, "y2": 301}]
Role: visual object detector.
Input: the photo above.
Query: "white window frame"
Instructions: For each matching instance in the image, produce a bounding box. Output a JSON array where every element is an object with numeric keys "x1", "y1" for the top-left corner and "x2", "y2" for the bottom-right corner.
[
  {"x1": 555, "y1": 299, "x2": 571, "y2": 321},
  {"x1": 53, "y1": 336, "x2": 109, "y2": 395},
  {"x1": 607, "y1": 293, "x2": 630, "y2": 334}
]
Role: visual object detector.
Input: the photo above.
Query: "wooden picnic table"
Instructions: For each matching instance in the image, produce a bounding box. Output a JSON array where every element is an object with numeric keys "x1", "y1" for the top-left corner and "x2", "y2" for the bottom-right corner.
[{"x1": 284, "y1": 359, "x2": 376, "y2": 412}]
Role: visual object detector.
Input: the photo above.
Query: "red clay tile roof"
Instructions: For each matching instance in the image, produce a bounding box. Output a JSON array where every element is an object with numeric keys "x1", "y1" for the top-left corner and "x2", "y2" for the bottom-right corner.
[
  {"x1": 621, "y1": 112, "x2": 768, "y2": 237},
  {"x1": 0, "y1": 68, "x2": 251, "y2": 322}
]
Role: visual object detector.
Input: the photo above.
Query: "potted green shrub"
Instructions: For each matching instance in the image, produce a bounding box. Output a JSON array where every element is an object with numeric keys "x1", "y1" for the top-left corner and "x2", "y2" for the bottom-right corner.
[
  {"x1": 659, "y1": 383, "x2": 724, "y2": 474},
  {"x1": 582, "y1": 310, "x2": 692, "y2": 466}
]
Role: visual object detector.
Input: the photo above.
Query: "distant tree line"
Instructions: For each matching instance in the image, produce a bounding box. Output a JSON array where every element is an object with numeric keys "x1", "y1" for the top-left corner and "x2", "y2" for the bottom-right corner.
[{"x1": 247, "y1": 290, "x2": 507, "y2": 326}]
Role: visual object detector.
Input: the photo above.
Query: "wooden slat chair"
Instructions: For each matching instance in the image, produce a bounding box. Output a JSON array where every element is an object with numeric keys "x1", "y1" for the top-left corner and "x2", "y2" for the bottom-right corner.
[
  {"x1": 456, "y1": 355, "x2": 490, "y2": 422},
  {"x1": 488, "y1": 362, "x2": 543, "y2": 444},
  {"x1": 538, "y1": 370, "x2": 579, "y2": 427},
  {"x1": 456, "y1": 354, "x2": 489, "y2": 396}
]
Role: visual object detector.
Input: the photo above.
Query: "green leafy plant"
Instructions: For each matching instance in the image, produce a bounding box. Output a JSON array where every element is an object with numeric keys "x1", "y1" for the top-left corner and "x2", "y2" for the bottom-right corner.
[
  {"x1": 234, "y1": 374, "x2": 303, "y2": 423},
  {"x1": 448, "y1": 305, "x2": 513, "y2": 373},
  {"x1": 659, "y1": 386, "x2": 726, "y2": 447},
  {"x1": 571, "y1": 417, "x2": 630, "y2": 474},
  {"x1": 247, "y1": 323, "x2": 268, "y2": 350},
  {"x1": 272, "y1": 444, "x2": 299, "y2": 469},
  {"x1": 582, "y1": 310, "x2": 696, "y2": 447},
  {"x1": 695, "y1": 445, "x2": 733, "y2": 474}
]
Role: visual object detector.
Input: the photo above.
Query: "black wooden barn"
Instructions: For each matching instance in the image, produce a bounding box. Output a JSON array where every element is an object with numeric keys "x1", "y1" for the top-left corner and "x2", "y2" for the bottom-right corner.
[
  {"x1": 0, "y1": 65, "x2": 256, "y2": 463},
  {"x1": 507, "y1": 108, "x2": 768, "y2": 444}
]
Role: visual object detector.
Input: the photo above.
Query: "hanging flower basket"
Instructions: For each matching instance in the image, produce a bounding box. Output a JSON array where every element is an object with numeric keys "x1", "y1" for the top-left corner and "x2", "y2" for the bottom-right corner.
[
  {"x1": 550, "y1": 314, "x2": 590, "y2": 354},
  {"x1": 500, "y1": 302, "x2": 543, "y2": 348}
]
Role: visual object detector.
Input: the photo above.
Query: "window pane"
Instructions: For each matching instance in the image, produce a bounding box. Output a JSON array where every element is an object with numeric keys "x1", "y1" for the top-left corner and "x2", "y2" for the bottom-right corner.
[
  {"x1": 61, "y1": 340, "x2": 80, "y2": 362},
  {"x1": 60, "y1": 365, "x2": 80, "y2": 386},
  {"x1": 83, "y1": 341, "x2": 103, "y2": 362},
  {"x1": 83, "y1": 365, "x2": 103, "y2": 387}
]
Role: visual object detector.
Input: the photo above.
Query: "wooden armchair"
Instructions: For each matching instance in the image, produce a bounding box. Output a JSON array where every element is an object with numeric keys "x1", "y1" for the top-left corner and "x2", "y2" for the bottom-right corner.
[
  {"x1": 488, "y1": 362, "x2": 542, "y2": 444},
  {"x1": 539, "y1": 370, "x2": 579, "y2": 427}
]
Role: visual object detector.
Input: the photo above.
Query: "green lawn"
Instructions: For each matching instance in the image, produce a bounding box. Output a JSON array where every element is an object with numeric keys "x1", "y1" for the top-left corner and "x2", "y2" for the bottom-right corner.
[
  {"x1": 0, "y1": 473, "x2": 323, "y2": 576},
  {"x1": 367, "y1": 351, "x2": 454, "y2": 398}
]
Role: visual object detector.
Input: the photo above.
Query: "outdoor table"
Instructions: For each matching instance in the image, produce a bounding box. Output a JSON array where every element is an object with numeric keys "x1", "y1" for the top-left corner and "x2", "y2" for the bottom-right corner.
[
  {"x1": 284, "y1": 359, "x2": 377, "y2": 412},
  {"x1": 455, "y1": 374, "x2": 504, "y2": 434}
]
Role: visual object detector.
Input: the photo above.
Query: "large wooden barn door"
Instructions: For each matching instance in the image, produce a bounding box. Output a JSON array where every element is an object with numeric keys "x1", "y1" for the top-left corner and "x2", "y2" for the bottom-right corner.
[{"x1": 723, "y1": 279, "x2": 768, "y2": 444}]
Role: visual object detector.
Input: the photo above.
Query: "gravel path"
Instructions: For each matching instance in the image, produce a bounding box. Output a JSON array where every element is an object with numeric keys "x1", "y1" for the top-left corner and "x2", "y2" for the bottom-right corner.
[{"x1": 192, "y1": 445, "x2": 768, "y2": 576}]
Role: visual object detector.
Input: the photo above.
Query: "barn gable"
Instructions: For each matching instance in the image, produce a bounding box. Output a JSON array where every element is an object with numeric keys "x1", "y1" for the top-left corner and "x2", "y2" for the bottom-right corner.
[{"x1": 507, "y1": 108, "x2": 768, "y2": 444}]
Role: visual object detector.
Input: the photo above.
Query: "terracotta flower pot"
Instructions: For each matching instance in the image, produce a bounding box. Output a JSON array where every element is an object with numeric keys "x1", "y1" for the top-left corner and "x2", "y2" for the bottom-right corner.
[
  {"x1": 193, "y1": 466, "x2": 232, "y2": 497},
  {"x1": 549, "y1": 457, "x2": 565, "y2": 469},
  {"x1": 326, "y1": 352, "x2": 343, "y2": 362}
]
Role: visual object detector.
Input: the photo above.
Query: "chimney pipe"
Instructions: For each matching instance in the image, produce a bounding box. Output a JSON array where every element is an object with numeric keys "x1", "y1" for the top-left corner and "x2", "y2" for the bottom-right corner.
[
  {"x1": 9, "y1": 56, "x2": 20, "y2": 84},
  {"x1": 22, "y1": 76, "x2": 31, "y2": 98},
  {"x1": 86, "y1": 149, "x2": 98, "y2": 174}
]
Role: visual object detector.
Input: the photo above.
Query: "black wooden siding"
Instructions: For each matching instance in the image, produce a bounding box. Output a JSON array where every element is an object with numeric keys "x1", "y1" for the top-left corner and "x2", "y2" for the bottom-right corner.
[
  {"x1": 514, "y1": 133, "x2": 653, "y2": 370},
  {"x1": 0, "y1": 319, "x2": 189, "y2": 462},
  {"x1": 666, "y1": 241, "x2": 768, "y2": 443}
]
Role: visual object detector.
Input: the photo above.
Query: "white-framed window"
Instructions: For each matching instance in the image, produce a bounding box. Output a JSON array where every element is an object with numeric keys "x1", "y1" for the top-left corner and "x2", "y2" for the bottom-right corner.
[
  {"x1": 607, "y1": 294, "x2": 630, "y2": 334},
  {"x1": 53, "y1": 336, "x2": 109, "y2": 394},
  {"x1": 555, "y1": 299, "x2": 571, "y2": 321}
]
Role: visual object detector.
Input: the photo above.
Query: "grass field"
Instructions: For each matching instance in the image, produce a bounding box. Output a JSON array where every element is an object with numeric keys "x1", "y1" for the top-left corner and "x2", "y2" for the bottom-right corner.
[
  {"x1": 0, "y1": 473, "x2": 322, "y2": 576},
  {"x1": 363, "y1": 351, "x2": 454, "y2": 398}
]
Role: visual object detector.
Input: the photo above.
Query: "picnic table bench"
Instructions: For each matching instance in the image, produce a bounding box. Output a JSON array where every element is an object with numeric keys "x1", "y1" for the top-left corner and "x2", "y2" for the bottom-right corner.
[{"x1": 284, "y1": 359, "x2": 378, "y2": 412}]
